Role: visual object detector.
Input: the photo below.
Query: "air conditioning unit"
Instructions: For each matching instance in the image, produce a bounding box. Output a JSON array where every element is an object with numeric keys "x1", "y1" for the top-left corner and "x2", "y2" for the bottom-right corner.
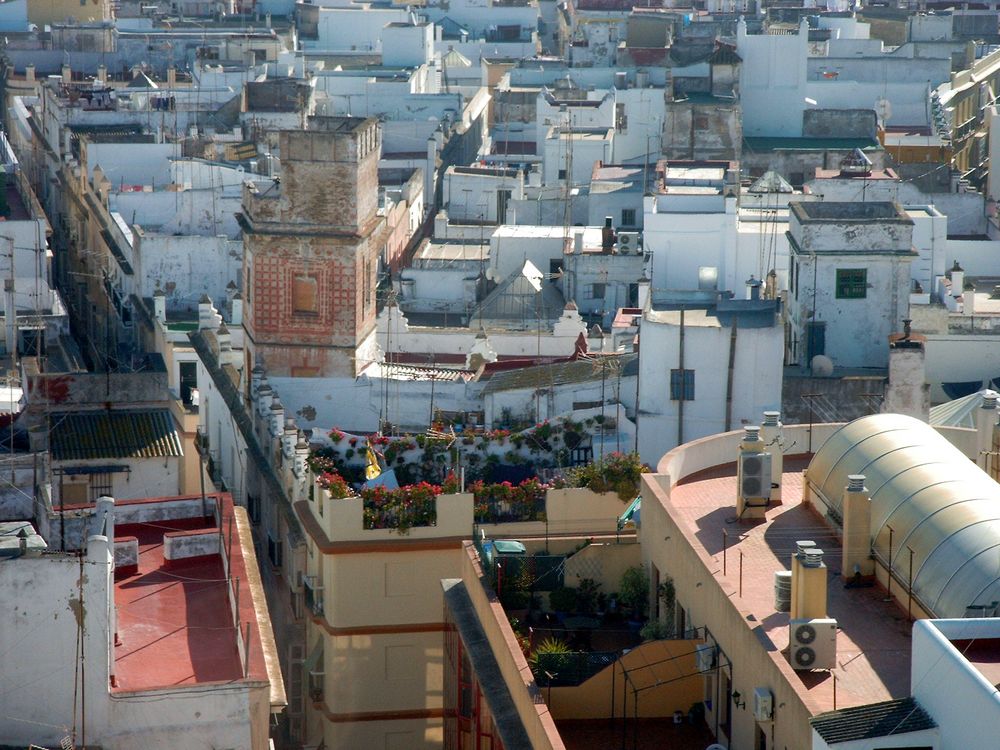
[
  {"x1": 789, "y1": 618, "x2": 837, "y2": 671},
  {"x1": 752, "y1": 687, "x2": 773, "y2": 722},
  {"x1": 617, "y1": 231, "x2": 641, "y2": 254},
  {"x1": 695, "y1": 642, "x2": 715, "y2": 673},
  {"x1": 738, "y1": 451, "x2": 771, "y2": 503}
]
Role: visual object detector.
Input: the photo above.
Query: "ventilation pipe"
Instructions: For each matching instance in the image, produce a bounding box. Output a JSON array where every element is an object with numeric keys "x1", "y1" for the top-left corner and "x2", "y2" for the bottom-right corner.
[
  {"x1": 841, "y1": 475, "x2": 873, "y2": 579},
  {"x1": 790, "y1": 541, "x2": 827, "y2": 620},
  {"x1": 760, "y1": 411, "x2": 783, "y2": 504},
  {"x1": 976, "y1": 390, "x2": 998, "y2": 472}
]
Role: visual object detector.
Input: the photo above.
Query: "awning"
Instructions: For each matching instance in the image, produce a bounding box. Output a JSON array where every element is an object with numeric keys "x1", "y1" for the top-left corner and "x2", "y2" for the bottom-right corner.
[
  {"x1": 618, "y1": 495, "x2": 641, "y2": 530},
  {"x1": 304, "y1": 639, "x2": 324, "y2": 675}
]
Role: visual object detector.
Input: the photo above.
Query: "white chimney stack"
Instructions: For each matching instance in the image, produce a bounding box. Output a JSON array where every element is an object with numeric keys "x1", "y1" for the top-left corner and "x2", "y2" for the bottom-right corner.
[
  {"x1": 950, "y1": 260, "x2": 965, "y2": 298},
  {"x1": 153, "y1": 289, "x2": 166, "y2": 323},
  {"x1": 976, "y1": 390, "x2": 998, "y2": 472}
]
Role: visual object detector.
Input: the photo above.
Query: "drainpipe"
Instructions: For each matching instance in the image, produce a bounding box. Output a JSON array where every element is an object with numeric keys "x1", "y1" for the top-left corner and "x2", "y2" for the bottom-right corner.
[
  {"x1": 724, "y1": 315, "x2": 738, "y2": 431},
  {"x1": 677, "y1": 308, "x2": 685, "y2": 447}
]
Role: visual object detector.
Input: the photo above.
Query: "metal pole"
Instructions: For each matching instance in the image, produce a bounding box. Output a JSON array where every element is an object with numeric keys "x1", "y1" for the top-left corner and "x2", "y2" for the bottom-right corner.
[
  {"x1": 722, "y1": 529, "x2": 728, "y2": 575},
  {"x1": 739, "y1": 551, "x2": 744, "y2": 597},
  {"x1": 243, "y1": 621, "x2": 251, "y2": 677},
  {"x1": 884, "y1": 526, "x2": 894, "y2": 602},
  {"x1": 907, "y1": 546, "x2": 914, "y2": 621}
]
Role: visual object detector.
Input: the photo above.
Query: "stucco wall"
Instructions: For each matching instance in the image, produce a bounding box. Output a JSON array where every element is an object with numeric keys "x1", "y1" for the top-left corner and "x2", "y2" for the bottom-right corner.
[
  {"x1": 547, "y1": 638, "x2": 703, "y2": 721},
  {"x1": 911, "y1": 619, "x2": 1000, "y2": 750}
]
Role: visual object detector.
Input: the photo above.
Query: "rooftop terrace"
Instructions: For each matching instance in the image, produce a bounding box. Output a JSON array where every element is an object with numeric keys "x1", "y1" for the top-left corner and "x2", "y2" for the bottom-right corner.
[
  {"x1": 667, "y1": 455, "x2": 913, "y2": 712},
  {"x1": 111, "y1": 494, "x2": 273, "y2": 693}
]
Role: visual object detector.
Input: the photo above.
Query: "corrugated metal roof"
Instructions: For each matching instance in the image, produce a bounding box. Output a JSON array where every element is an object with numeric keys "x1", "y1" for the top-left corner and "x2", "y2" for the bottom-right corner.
[
  {"x1": 806, "y1": 413, "x2": 1000, "y2": 619},
  {"x1": 810, "y1": 697, "x2": 936, "y2": 744},
  {"x1": 930, "y1": 388, "x2": 995, "y2": 429},
  {"x1": 51, "y1": 409, "x2": 182, "y2": 461}
]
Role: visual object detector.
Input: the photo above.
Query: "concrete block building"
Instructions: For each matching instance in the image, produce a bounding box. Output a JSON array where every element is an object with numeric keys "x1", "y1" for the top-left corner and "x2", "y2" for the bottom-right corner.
[{"x1": 786, "y1": 201, "x2": 915, "y2": 370}]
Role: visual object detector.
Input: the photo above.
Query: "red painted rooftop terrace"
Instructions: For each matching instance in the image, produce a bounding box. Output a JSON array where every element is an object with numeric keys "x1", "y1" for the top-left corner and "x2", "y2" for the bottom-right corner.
[{"x1": 106, "y1": 493, "x2": 274, "y2": 693}]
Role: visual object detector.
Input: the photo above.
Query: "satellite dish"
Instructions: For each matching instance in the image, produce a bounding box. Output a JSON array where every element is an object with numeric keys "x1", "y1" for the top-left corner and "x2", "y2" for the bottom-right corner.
[
  {"x1": 706, "y1": 744, "x2": 729, "y2": 750},
  {"x1": 811, "y1": 355, "x2": 834, "y2": 377}
]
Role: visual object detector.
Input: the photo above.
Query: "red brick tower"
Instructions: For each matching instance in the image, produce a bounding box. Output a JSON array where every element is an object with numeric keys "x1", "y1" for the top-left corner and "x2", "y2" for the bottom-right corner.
[{"x1": 240, "y1": 116, "x2": 385, "y2": 377}]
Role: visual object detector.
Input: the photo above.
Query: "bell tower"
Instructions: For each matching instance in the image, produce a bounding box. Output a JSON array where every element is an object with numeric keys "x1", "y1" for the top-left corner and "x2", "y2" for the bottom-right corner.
[{"x1": 240, "y1": 116, "x2": 385, "y2": 377}]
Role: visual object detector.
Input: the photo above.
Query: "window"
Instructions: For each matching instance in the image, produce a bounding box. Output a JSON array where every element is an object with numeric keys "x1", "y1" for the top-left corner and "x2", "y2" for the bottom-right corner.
[
  {"x1": 292, "y1": 274, "x2": 319, "y2": 314},
  {"x1": 496, "y1": 189, "x2": 512, "y2": 223},
  {"x1": 670, "y1": 369, "x2": 695, "y2": 401},
  {"x1": 621, "y1": 208, "x2": 636, "y2": 227},
  {"x1": 558, "y1": 169, "x2": 567, "y2": 180},
  {"x1": 836, "y1": 268, "x2": 867, "y2": 299},
  {"x1": 267, "y1": 530, "x2": 283, "y2": 569},
  {"x1": 89, "y1": 472, "x2": 114, "y2": 502},
  {"x1": 586, "y1": 283, "x2": 606, "y2": 299},
  {"x1": 247, "y1": 493, "x2": 261, "y2": 523}
]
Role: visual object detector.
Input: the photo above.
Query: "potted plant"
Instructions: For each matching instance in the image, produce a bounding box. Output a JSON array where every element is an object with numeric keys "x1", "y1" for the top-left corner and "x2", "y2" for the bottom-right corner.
[
  {"x1": 619, "y1": 566, "x2": 649, "y2": 631},
  {"x1": 640, "y1": 619, "x2": 669, "y2": 641},
  {"x1": 658, "y1": 577, "x2": 677, "y2": 638},
  {"x1": 548, "y1": 586, "x2": 578, "y2": 620},
  {"x1": 576, "y1": 578, "x2": 601, "y2": 615},
  {"x1": 529, "y1": 637, "x2": 574, "y2": 685}
]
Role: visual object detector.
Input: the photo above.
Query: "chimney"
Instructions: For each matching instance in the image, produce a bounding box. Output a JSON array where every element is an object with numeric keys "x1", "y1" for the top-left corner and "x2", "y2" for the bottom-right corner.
[
  {"x1": 841, "y1": 475, "x2": 873, "y2": 579},
  {"x1": 790, "y1": 541, "x2": 827, "y2": 620},
  {"x1": 251, "y1": 364, "x2": 265, "y2": 395},
  {"x1": 963, "y1": 281, "x2": 976, "y2": 315},
  {"x1": 215, "y1": 321, "x2": 232, "y2": 353},
  {"x1": 256, "y1": 384, "x2": 273, "y2": 417},
  {"x1": 92, "y1": 495, "x2": 115, "y2": 542},
  {"x1": 198, "y1": 294, "x2": 220, "y2": 330},
  {"x1": 601, "y1": 216, "x2": 615, "y2": 253},
  {"x1": 976, "y1": 390, "x2": 998, "y2": 472},
  {"x1": 282, "y1": 419, "x2": 298, "y2": 458},
  {"x1": 949, "y1": 260, "x2": 964, "y2": 296},
  {"x1": 574, "y1": 231, "x2": 584, "y2": 255},
  {"x1": 884, "y1": 324, "x2": 929, "y2": 421},
  {"x1": 97, "y1": 64, "x2": 107, "y2": 84},
  {"x1": 736, "y1": 425, "x2": 769, "y2": 520},
  {"x1": 270, "y1": 398, "x2": 284, "y2": 437},
  {"x1": 230, "y1": 292, "x2": 244, "y2": 326},
  {"x1": 25, "y1": 64, "x2": 35, "y2": 83},
  {"x1": 153, "y1": 289, "x2": 166, "y2": 323},
  {"x1": 167, "y1": 66, "x2": 177, "y2": 88},
  {"x1": 61, "y1": 64, "x2": 71, "y2": 83},
  {"x1": 760, "y1": 411, "x2": 783, "y2": 504},
  {"x1": 293, "y1": 439, "x2": 310, "y2": 478}
]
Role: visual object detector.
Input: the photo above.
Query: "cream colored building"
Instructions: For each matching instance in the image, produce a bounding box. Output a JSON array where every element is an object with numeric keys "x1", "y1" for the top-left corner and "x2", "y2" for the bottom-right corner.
[
  {"x1": 297, "y1": 476, "x2": 644, "y2": 749},
  {"x1": 28, "y1": 0, "x2": 112, "y2": 28},
  {"x1": 638, "y1": 411, "x2": 999, "y2": 750}
]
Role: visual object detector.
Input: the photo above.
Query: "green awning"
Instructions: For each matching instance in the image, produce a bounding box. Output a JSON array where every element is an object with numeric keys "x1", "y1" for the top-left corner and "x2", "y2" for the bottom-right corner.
[
  {"x1": 304, "y1": 639, "x2": 324, "y2": 674},
  {"x1": 618, "y1": 495, "x2": 641, "y2": 529}
]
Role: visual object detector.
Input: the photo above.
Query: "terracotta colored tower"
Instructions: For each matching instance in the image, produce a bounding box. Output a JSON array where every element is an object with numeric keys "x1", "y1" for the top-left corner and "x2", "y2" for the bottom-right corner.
[{"x1": 240, "y1": 116, "x2": 385, "y2": 377}]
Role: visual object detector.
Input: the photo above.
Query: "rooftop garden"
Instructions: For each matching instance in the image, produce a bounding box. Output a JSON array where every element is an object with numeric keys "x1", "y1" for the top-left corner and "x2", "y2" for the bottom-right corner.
[{"x1": 306, "y1": 416, "x2": 649, "y2": 534}]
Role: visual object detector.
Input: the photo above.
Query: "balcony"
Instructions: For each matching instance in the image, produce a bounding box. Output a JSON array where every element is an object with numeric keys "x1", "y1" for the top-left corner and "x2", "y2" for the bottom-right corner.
[{"x1": 304, "y1": 575, "x2": 324, "y2": 618}]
